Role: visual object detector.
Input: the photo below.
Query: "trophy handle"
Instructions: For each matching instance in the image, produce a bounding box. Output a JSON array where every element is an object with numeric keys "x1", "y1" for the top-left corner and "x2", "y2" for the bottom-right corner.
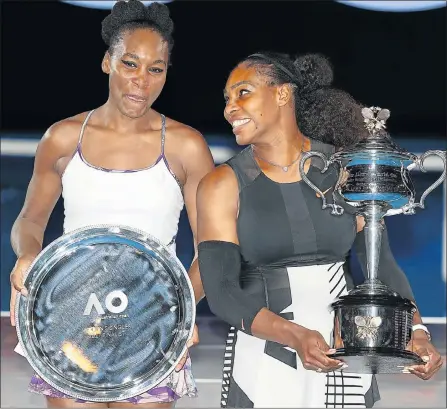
[
  {"x1": 405, "y1": 150, "x2": 446, "y2": 213},
  {"x1": 331, "y1": 160, "x2": 348, "y2": 209},
  {"x1": 299, "y1": 151, "x2": 344, "y2": 216}
]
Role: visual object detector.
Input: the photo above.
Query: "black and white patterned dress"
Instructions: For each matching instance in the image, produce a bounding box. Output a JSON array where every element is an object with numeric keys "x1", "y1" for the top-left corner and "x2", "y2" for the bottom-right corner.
[{"x1": 221, "y1": 139, "x2": 380, "y2": 408}]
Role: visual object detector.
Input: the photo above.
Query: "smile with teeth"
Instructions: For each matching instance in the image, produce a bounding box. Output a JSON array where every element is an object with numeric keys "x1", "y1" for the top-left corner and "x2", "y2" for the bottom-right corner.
[{"x1": 232, "y1": 119, "x2": 251, "y2": 128}]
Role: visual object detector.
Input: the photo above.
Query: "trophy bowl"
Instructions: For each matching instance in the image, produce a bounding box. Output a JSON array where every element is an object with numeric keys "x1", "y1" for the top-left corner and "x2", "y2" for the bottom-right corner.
[
  {"x1": 330, "y1": 291, "x2": 420, "y2": 373},
  {"x1": 15, "y1": 225, "x2": 195, "y2": 402},
  {"x1": 299, "y1": 106, "x2": 446, "y2": 374}
]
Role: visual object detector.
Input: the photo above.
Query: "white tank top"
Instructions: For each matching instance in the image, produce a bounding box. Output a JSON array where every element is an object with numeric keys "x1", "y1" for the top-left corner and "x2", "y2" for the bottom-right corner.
[{"x1": 61, "y1": 110, "x2": 184, "y2": 252}]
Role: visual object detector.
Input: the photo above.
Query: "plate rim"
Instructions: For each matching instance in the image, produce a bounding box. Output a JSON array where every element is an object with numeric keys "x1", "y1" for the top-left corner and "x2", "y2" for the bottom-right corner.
[{"x1": 15, "y1": 224, "x2": 196, "y2": 402}]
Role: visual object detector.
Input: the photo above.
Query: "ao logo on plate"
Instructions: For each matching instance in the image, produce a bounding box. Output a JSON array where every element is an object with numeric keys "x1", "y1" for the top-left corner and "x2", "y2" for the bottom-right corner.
[{"x1": 83, "y1": 290, "x2": 128, "y2": 316}]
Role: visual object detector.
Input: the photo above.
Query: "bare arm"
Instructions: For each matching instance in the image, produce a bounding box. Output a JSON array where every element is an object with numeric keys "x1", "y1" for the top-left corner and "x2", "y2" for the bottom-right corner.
[
  {"x1": 11, "y1": 130, "x2": 64, "y2": 260},
  {"x1": 180, "y1": 129, "x2": 215, "y2": 303},
  {"x1": 170, "y1": 128, "x2": 214, "y2": 368},
  {"x1": 9, "y1": 120, "x2": 78, "y2": 325}
]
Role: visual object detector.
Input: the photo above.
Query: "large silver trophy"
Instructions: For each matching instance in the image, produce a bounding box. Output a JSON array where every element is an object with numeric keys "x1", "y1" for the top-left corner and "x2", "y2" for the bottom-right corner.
[
  {"x1": 299, "y1": 106, "x2": 446, "y2": 374},
  {"x1": 15, "y1": 225, "x2": 195, "y2": 402}
]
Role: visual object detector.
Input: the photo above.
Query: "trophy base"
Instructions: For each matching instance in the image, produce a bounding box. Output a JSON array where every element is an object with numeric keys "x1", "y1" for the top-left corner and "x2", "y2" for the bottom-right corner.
[{"x1": 328, "y1": 348, "x2": 424, "y2": 374}]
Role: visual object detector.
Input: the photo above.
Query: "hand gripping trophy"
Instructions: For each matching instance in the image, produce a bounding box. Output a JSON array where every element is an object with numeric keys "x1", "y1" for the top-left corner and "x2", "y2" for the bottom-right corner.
[{"x1": 299, "y1": 106, "x2": 446, "y2": 374}]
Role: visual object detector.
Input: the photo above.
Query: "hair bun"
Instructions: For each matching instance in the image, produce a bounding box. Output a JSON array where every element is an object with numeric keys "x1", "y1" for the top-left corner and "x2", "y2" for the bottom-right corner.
[
  {"x1": 146, "y1": 2, "x2": 173, "y2": 33},
  {"x1": 293, "y1": 53, "x2": 334, "y2": 93},
  {"x1": 101, "y1": 0, "x2": 173, "y2": 46}
]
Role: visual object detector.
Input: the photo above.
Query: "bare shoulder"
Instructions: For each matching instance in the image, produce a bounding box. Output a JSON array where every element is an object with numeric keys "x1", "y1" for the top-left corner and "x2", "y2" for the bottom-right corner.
[
  {"x1": 164, "y1": 116, "x2": 211, "y2": 156},
  {"x1": 39, "y1": 112, "x2": 90, "y2": 158},
  {"x1": 197, "y1": 165, "x2": 239, "y2": 238},
  {"x1": 198, "y1": 164, "x2": 239, "y2": 202}
]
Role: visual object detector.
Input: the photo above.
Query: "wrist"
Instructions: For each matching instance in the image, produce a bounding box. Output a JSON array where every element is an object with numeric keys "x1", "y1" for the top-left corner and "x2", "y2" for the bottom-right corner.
[
  {"x1": 18, "y1": 253, "x2": 38, "y2": 263},
  {"x1": 279, "y1": 320, "x2": 307, "y2": 348},
  {"x1": 412, "y1": 330, "x2": 429, "y2": 341},
  {"x1": 412, "y1": 324, "x2": 431, "y2": 341}
]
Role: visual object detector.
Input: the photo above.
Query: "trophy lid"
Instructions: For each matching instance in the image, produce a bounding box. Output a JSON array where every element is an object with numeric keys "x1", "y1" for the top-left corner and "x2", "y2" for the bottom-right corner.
[{"x1": 333, "y1": 107, "x2": 417, "y2": 163}]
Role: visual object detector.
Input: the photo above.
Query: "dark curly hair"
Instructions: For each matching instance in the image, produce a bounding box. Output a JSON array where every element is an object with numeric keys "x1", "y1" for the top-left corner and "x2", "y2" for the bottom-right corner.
[
  {"x1": 101, "y1": 0, "x2": 174, "y2": 59},
  {"x1": 241, "y1": 52, "x2": 368, "y2": 147}
]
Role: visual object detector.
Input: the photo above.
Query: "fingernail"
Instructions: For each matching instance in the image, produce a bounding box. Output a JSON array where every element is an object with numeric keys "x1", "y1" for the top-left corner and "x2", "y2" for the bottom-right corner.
[
  {"x1": 422, "y1": 356, "x2": 430, "y2": 362},
  {"x1": 327, "y1": 349, "x2": 336, "y2": 354},
  {"x1": 21, "y1": 289, "x2": 28, "y2": 297},
  {"x1": 335, "y1": 364, "x2": 348, "y2": 372},
  {"x1": 401, "y1": 369, "x2": 411, "y2": 374}
]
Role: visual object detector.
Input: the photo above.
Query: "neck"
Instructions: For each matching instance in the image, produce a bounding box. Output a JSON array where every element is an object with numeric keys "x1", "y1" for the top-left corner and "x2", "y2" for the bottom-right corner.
[
  {"x1": 253, "y1": 125, "x2": 307, "y2": 164},
  {"x1": 98, "y1": 101, "x2": 159, "y2": 134}
]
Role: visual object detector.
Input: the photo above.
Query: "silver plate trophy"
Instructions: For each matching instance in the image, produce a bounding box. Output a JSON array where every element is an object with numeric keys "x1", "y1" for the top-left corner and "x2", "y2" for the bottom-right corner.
[
  {"x1": 15, "y1": 225, "x2": 195, "y2": 401},
  {"x1": 299, "y1": 106, "x2": 446, "y2": 374}
]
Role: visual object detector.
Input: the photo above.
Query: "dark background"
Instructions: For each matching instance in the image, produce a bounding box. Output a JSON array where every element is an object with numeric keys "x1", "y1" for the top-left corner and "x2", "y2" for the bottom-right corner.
[
  {"x1": 1, "y1": 1, "x2": 446, "y2": 316},
  {"x1": 1, "y1": 0, "x2": 446, "y2": 136}
]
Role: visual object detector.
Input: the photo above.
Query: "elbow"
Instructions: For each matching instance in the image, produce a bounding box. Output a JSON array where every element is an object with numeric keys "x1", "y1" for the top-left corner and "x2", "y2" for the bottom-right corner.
[
  {"x1": 206, "y1": 297, "x2": 225, "y2": 320},
  {"x1": 10, "y1": 217, "x2": 23, "y2": 247},
  {"x1": 202, "y1": 281, "x2": 236, "y2": 326},
  {"x1": 200, "y1": 276, "x2": 227, "y2": 321},
  {"x1": 204, "y1": 294, "x2": 231, "y2": 324}
]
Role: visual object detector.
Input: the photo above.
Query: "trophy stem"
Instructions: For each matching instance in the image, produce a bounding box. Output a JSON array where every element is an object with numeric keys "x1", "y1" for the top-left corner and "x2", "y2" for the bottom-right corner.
[{"x1": 361, "y1": 202, "x2": 390, "y2": 284}]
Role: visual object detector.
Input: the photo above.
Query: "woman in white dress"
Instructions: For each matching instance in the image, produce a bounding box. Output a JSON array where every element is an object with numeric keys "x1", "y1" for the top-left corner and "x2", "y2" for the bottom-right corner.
[{"x1": 9, "y1": 1, "x2": 214, "y2": 407}]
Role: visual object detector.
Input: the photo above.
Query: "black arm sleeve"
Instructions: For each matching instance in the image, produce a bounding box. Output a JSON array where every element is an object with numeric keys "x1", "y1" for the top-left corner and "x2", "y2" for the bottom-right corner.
[
  {"x1": 354, "y1": 223, "x2": 415, "y2": 301},
  {"x1": 198, "y1": 240, "x2": 265, "y2": 335}
]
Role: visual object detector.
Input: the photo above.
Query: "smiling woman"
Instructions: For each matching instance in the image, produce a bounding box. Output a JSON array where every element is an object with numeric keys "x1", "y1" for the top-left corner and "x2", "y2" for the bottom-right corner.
[{"x1": 197, "y1": 51, "x2": 443, "y2": 408}]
